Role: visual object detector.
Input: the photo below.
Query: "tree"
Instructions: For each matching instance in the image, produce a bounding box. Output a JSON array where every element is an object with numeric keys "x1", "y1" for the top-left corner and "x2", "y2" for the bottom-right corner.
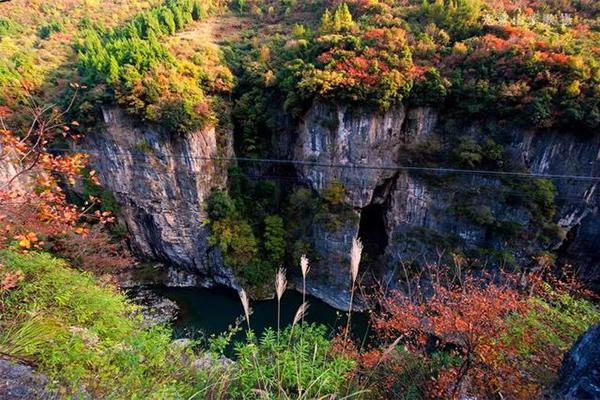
[
  {"x1": 371, "y1": 271, "x2": 528, "y2": 398},
  {"x1": 106, "y1": 56, "x2": 120, "y2": 85},
  {"x1": 0, "y1": 88, "x2": 128, "y2": 270},
  {"x1": 263, "y1": 215, "x2": 286, "y2": 266},
  {"x1": 320, "y1": 9, "x2": 333, "y2": 32},
  {"x1": 159, "y1": 8, "x2": 176, "y2": 35},
  {"x1": 333, "y1": 3, "x2": 353, "y2": 32}
]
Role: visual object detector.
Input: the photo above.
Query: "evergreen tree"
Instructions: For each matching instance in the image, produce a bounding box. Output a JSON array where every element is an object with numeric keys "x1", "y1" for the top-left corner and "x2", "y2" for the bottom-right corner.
[
  {"x1": 192, "y1": 1, "x2": 206, "y2": 20},
  {"x1": 320, "y1": 9, "x2": 333, "y2": 32},
  {"x1": 170, "y1": 4, "x2": 185, "y2": 29},
  {"x1": 160, "y1": 8, "x2": 176, "y2": 35},
  {"x1": 143, "y1": 12, "x2": 162, "y2": 38},
  {"x1": 333, "y1": 3, "x2": 353, "y2": 32},
  {"x1": 106, "y1": 56, "x2": 120, "y2": 85}
]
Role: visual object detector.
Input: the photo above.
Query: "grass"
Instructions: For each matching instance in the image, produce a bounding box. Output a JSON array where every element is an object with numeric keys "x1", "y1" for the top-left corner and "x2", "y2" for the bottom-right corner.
[
  {"x1": 0, "y1": 250, "x2": 367, "y2": 399},
  {"x1": 0, "y1": 250, "x2": 207, "y2": 399}
]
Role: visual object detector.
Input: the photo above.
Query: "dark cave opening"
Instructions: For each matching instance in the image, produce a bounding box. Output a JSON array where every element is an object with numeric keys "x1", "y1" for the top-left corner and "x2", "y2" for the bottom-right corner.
[{"x1": 358, "y1": 202, "x2": 389, "y2": 260}]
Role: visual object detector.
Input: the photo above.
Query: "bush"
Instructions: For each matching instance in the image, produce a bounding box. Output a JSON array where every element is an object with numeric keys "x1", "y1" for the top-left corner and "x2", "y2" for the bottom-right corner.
[
  {"x1": 206, "y1": 190, "x2": 236, "y2": 220},
  {"x1": 263, "y1": 215, "x2": 286, "y2": 266},
  {"x1": 0, "y1": 17, "x2": 22, "y2": 38},
  {"x1": 209, "y1": 215, "x2": 258, "y2": 271},
  {"x1": 38, "y1": 20, "x2": 62, "y2": 39},
  {"x1": 220, "y1": 324, "x2": 357, "y2": 398}
]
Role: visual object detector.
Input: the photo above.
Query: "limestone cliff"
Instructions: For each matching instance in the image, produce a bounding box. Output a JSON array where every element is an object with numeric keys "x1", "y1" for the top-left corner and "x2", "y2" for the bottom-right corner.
[
  {"x1": 85, "y1": 102, "x2": 599, "y2": 310},
  {"x1": 83, "y1": 107, "x2": 238, "y2": 289},
  {"x1": 292, "y1": 102, "x2": 600, "y2": 307}
]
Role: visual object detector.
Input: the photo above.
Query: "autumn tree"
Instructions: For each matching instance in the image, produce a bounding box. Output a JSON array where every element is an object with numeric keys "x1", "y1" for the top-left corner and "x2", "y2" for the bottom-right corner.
[
  {"x1": 0, "y1": 86, "x2": 130, "y2": 273},
  {"x1": 370, "y1": 267, "x2": 529, "y2": 399}
]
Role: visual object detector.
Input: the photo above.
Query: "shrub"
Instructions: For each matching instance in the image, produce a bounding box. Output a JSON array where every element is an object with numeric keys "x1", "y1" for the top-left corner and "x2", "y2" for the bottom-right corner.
[
  {"x1": 209, "y1": 215, "x2": 258, "y2": 271},
  {"x1": 38, "y1": 20, "x2": 62, "y2": 39},
  {"x1": 263, "y1": 215, "x2": 286, "y2": 266},
  {"x1": 206, "y1": 189, "x2": 236, "y2": 220},
  {"x1": 222, "y1": 324, "x2": 357, "y2": 398},
  {"x1": 370, "y1": 267, "x2": 599, "y2": 399},
  {"x1": 0, "y1": 17, "x2": 22, "y2": 38}
]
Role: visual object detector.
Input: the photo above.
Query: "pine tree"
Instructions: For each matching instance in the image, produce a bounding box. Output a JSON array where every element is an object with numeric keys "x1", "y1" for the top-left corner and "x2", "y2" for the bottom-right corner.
[
  {"x1": 160, "y1": 8, "x2": 176, "y2": 35},
  {"x1": 192, "y1": 0, "x2": 206, "y2": 20},
  {"x1": 106, "y1": 56, "x2": 120, "y2": 85},
  {"x1": 333, "y1": 3, "x2": 353, "y2": 32},
  {"x1": 320, "y1": 9, "x2": 333, "y2": 32}
]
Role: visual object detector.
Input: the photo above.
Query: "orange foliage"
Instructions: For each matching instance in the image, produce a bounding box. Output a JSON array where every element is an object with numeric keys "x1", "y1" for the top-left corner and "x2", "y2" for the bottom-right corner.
[
  {"x1": 371, "y1": 270, "x2": 532, "y2": 399},
  {"x1": 0, "y1": 88, "x2": 131, "y2": 272}
]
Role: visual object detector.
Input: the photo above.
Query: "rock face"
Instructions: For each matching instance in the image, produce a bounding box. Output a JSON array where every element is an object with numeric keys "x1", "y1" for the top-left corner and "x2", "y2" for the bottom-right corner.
[
  {"x1": 84, "y1": 107, "x2": 239, "y2": 289},
  {"x1": 88, "y1": 102, "x2": 599, "y2": 309},
  {"x1": 295, "y1": 102, "x2": 410, "y2": 208},
  {"x1": 0, "y1": 358, "x2": 58, "y2": 400},
  {"x1": 292, "y1": 102, "x2": 600, "y2": 307},
  {"x1": 291, "y1": 102, "x2": 437, "y2": 308},
  {"x1": 559, "y1": 323, "x2": 600, "y2": 399}
]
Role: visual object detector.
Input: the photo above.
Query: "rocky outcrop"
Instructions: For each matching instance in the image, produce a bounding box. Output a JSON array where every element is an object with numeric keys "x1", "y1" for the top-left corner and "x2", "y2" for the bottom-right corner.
[
  {"x1": 294, "y1": 102, "x2": 433, "y2": 208},
  {"x1": 559, "y1": 323, "x2": 600, "y2": 399},
  {"x1": 0, "y1": 359, "x2": 58, "y2": 400},
  {"x1": 128, "y1": 288, "x2": 180, "y2": 328},
  {"x1": 82, "y1": 107, "x2": 238, "y2": 289},
  {"x1": 292, "y1": 102, "x2": 600, "y2": 307}
]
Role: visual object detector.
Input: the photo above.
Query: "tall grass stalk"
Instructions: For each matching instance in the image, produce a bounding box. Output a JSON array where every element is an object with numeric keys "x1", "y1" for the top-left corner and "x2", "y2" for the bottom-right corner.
[
  {"x1": 275, "y1": 268, "x2": 287, "y2": 342},
  {"x1": 300, "y1": 255, "x2": 310, "y2": 326},
  {"x1": 346, "y1": 237, "x2": 363, "y2": 340},
  {"x1": 238, "y1": 288, "x2": 251, "y2": 330}
]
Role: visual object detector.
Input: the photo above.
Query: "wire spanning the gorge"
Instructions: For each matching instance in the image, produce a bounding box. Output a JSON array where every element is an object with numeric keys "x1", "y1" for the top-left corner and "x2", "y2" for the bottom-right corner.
[{"x1": 48, "y1": 147, "x2": 600, "y2": 182}]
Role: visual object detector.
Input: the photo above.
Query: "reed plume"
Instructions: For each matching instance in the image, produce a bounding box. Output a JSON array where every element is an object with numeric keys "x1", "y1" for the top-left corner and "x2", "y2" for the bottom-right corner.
[
  {"x1": 238, "y1": 288, "x2": 251, "y2": 330},
  {"x1": 292, "y1": 301, "x2": 309, "y2": 328},
  {"x1": 289, "y1": 302, "x2": 310, "y2": 347},
  {"x1": 346, "y1": 237, "x2": 363, "y2": 339},
  {"x1": 275, "y1": 268, "x2": 287, "y2": 341},
  {"x1": 300, "y1": 254, "x2": 310, "y2": 325}
]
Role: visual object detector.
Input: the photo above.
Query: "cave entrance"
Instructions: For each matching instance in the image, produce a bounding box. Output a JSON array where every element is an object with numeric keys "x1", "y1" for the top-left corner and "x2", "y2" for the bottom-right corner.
[{"x1": 358, "y1": 202, "x2": 388, "y2": 261}]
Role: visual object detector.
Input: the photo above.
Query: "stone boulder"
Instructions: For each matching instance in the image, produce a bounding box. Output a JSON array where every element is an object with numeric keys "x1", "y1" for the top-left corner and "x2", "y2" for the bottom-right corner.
[{"x1": 559, "y1": 323, "x2": 600, "y2": 399}]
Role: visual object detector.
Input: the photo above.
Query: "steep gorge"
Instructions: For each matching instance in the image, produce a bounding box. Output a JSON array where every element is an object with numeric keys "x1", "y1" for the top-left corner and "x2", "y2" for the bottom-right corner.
[{"x1": 86, "y1": 101, "x2": 600, "y2": 309}]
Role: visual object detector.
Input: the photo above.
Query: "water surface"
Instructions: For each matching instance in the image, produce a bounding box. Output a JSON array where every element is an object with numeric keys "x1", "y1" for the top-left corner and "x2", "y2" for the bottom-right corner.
[{"x1": 152, "y1": 286, "x2": 371, "y2": 342}]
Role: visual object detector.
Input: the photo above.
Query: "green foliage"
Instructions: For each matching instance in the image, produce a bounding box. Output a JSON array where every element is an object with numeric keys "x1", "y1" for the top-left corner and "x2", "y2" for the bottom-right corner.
[
  {"x1": 75, "y1": 0, "x2": 224, "y2": 135},
  {"x1": 0, "y1": 17, "x2": 22, "y2": 38},
  {"x1": 206, "y1": 189, "x2": 236, "y2": 220},
  {"x1": 320, "y1": 179, "x2": 346, "y2": 205},
  {"x1": 333, "y1": 3, "x2": 354, "y2": 33},
  {"x1": 410, "y1": 68, "x2": 449, "y2": 106},
  {"x1": 210, "y1": 215, "x2": 259, "y2": 271},
  {"x1": 317, "y1": 180, "x2": 358, "y2": 231},
  {"x1": 451, "y1": 136, "x2": 504, "y2": 169},
  {"x1": 38, "y1": 20, "x2": 62, "y2": 39},
  {"x1": 419, "y1": 0, "x2": 484, "y2": 38},
  {"x1": 227, "y1": 0, "x2": 600, "y2": 133},
  {"x1": 0, "y1": 251, "x2": 206, "y2": 399},
  {"x1": 220, "y1": 324, "x2": 357, "y2": 398},
  {"x1": 503, "y1": 284, "x2": 600, "y2": 387},
  {"x1": 206, "y1": 187, "x2": 279, "y2": 287},
  {"x1": 263, "y1": 215, "x2": 286, "y2": 267}
]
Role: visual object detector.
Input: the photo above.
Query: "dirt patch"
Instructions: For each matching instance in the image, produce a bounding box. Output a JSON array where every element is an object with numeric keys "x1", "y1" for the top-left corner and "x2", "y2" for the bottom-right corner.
[{"x1": 175, "y1": 15, "x2": 252, "y2": 46}]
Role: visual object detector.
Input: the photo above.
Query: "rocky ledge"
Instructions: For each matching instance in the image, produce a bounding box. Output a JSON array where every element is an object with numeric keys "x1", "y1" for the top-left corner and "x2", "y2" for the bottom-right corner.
[{"x1": 559, "y1": 322, "x2": 600, "y2": 399}]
